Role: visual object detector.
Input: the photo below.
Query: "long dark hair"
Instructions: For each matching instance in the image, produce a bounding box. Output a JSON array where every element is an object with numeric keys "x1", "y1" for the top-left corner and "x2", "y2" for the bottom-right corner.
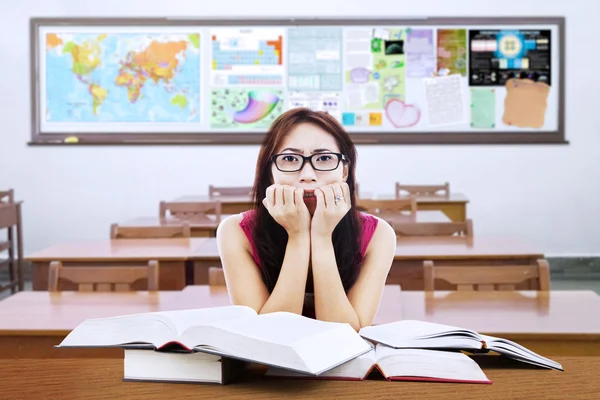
[{"x1": 250, "y1": 108, "x2": 364, "y2": 293}]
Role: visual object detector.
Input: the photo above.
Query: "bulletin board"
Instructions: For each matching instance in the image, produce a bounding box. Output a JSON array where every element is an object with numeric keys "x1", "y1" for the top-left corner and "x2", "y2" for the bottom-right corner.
[{"x1": 29, "y1": 16, "x2": 566, "y2": 145}]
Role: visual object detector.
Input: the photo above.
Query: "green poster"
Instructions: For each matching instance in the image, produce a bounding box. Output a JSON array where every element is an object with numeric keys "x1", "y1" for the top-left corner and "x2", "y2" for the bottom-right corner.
[{"x1": 470, "y1": 88, "x2": 496, "y2": 128}]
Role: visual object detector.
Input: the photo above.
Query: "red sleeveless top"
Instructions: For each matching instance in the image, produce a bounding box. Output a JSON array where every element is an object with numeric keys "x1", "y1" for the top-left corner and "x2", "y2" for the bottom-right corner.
[{"x1": 239, "y1": 210, "x2": 378, "y2": 318}]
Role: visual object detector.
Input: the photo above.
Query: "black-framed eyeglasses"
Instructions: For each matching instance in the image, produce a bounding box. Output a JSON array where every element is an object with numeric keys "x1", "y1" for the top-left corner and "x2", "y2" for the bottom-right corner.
[{"x1": 271, "y1": 152, "x2": 348, "y2": 172}]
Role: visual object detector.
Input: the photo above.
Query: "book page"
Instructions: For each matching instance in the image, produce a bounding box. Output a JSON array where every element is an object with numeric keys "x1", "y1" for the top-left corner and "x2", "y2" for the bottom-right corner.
[
  {"x1": 376, "y1": 348, "x2": 490, "y2": 383},
  {"x1": 182, "y1": 311, "x2": 371, "y2": 375},
  {"x1": 360, "y1": 320, "x2": 481, "y2": 348},
  {"x1": 162, "y1": 306, "x2": 257, "y2": 336},
  {"x1": 480, "y1": 334, "x2": 563, "y2": 370},
  {"x1": 58, "y1": 313, "x2": 176, "y2": 348},
  {"x1": 266, "y1": 344, "x2": 376, "y2": 379}
]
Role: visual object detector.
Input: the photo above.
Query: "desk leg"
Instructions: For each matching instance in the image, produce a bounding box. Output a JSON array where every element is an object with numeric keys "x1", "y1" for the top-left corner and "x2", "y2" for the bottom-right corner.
[
  {"x1": 16, "y1": 203, "x2": 24, "y2": 291},
  {"x1": 418, "y1": 203, "x2": 466, "y2": 222},
  {"x1": 193, "y1": 260, "x2": 222, "y2": 285}
]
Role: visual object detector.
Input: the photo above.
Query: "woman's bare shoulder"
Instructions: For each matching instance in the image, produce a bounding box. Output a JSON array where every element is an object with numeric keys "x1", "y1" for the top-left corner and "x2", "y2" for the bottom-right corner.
[{"x1": 216, "y1": 212, "x2": 252, "y2": 252}]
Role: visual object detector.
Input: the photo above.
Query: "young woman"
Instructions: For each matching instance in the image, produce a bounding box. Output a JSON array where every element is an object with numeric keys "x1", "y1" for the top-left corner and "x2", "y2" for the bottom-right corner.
[{"x1": 216, "y1": 108, "x2": 396, "y2": 331}]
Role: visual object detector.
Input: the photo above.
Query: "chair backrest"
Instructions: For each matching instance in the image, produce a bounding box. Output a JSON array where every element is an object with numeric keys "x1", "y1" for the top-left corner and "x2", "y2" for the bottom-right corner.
[
  {"x1": 110, "y1": 222, "x2": 191, "y2": 239},
  {"x1": 395, "y1": 182, "x2": 450, "y2": 197},
  {"x1": 394, "y1": 219, "x2": 473, "y2": 237},
  {"x1": 159, "y1": 201, "x2": 222, "y2": 223},
  {"x1": 209, "y1": 185, "x2": 253, "y2": 197},
  {"x1": 0, "y1": 203, "x2": 18, "y2": 229},
  {"x1": 358, "y1": 197, "x2": 417, "y2": 215},
  {"x1": 208, "y1": 267, "x2": 226, "y2": 286},
  {"x1": 0, "y1": 189, "x2": 14, "y2": 204},
  {"x1": 48, "y1": 260, "x2": 159, "y2": 292},
  {"x1": 423, "y1": 259, "x2": 551, "y2": 291}
]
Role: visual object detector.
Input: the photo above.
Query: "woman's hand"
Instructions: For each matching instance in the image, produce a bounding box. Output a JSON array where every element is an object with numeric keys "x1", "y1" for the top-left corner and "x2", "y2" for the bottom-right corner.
[
  {"x1": 262, "y1": 184, "x2": 311, "y2": 237},
  {"x1": 311, "y1": 182, "x2": 351, "y2": 238}
]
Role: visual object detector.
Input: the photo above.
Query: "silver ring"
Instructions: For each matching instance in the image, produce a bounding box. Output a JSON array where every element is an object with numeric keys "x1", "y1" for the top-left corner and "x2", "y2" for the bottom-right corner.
[{"x1": 335, "y1": 195, "x2": 343, "y2": 203}]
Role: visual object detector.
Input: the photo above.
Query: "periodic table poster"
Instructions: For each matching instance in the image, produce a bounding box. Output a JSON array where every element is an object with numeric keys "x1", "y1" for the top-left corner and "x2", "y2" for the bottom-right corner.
[{"x1": 31, "y1": 17, "x2": 565, "y2": 144}]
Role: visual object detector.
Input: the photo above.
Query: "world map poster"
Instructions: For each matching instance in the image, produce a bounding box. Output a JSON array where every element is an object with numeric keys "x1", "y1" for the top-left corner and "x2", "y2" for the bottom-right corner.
[{"x1": 43, "y1": 31, "x2": 201, "y2": 131}]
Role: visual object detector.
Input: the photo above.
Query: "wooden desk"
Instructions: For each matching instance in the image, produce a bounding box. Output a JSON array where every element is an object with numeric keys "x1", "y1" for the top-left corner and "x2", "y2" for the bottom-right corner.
[
  {"x1": 190, "y1": 236, "x2": 544, "y2": 289},
  {"x1": 0, "y1": 285, "x2": 402, "y2": 359},
  {"x1": 393, "y1": 235, "x2": 544, "y2": 289},
  {"x1": 120, "y1": 215, "x2": 233, "y2": 237},
  {"x1": 399, "y1": 290, "x2": 600, "y2": 357},
  {"x1": 25, "y1": 238, "x2": 208, "y2": 291},
  {"x1": 359, "y1": 192, "x2": 469, "y2": 221},
  {"x1": 0, "y1": 357, "x2": 597, "y2": 399},
  {"x1": 172, "y1": 195, "x2": 253, "y2": 214}
]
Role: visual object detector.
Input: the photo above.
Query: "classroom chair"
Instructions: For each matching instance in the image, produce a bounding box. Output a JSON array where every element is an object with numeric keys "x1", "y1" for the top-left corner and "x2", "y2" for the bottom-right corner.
[
  {"x1": 110, "y1": 222, "x2": 191, "y2": 239},
  {"x1": 208, "y1": 185, "x2": 253, "y2": 197},
  {"x1": 0, "y1": 189, "x2": 14, "y2": 204},
  {"x1": 48, "y1": 260, "x2": 159, "y2": 292},
  {"x1": 358, "y1": 197, "x2": 417, "y2": 216},
  {"x1": 159, "y1": 200, "x2": 222, "y2": 223},
  {"x1": 395, "y1": 182, "x2": 450, "y2": 197},
  {"x1": 0, "y1": 201, "x2": 23, "y2": 294},
  {"x1": 423, "y1": 259, "x2": 551, "y2": 291},
  {"x1": 393, "y1": 219, "x2": 473, "y2": 237},
  {"x1": 208, "y1": 266, "x2": 226, "y2": 286}
]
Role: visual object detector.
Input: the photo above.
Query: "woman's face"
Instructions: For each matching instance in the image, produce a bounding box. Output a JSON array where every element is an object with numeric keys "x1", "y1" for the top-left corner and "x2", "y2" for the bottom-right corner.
[{"x1": 271, "y1": 122, "x2": 348, "y2": 214}]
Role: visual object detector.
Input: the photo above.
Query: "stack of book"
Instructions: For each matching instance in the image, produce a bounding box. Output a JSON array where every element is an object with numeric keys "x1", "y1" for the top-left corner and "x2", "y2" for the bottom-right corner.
[{"x1": 56, "y1": 305, "x2": 563, "y2": 385}]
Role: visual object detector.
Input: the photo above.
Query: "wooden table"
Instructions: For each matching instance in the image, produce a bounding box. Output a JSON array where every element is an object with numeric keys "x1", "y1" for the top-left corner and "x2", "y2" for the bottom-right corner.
[
  {"x1": 1, "y1": 357, "x2": 598, "y2": 399},
  {"x1": 190, "y1": 236, "x2": 544, "y2": 289},
  {"x1": 25, "y1": 238, "x2": 208, "y2": 291},
  {"x1": 172, "y1": 195, "x2": 252, "y2": 214},
  {"x1": 400, "y1": 290, "x2": 600, "y2": 357},
  {"x1": 120, "y1": 215, "x2": 232, "y2": 237},
  {"x1": 0, "y1": 285, "x2": 402, "y2": 359},
  {"x1": 393, "y1": 235, "x2": 545, "y2": 289},
  {"x1": 359, "y1": 192, "x2": 469, "y2": 221}
]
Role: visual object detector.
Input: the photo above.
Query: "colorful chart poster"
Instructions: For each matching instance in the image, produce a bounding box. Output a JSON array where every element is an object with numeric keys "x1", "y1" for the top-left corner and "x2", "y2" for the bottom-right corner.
[
  {"x1": 289, "y1": 92, "x2": 341, "y2": 121},
  {"x1": 343, "y1": 28, "x2": 406, "y2": 116},
  {"x1": 437, "y1": 29, "x2": 467, "y2": 76},
  {"x1": 210, "y1": 88, "x2": 284, "y2": 129},
  {"x1": 44, "y1": 32, "x2": 201, "y2": 126},
  {"x1": 469, "y1": 29, "x2": 551, "y2": 86},
  {"x1": 470, "y1": 88, "x2": 496, "y2": 128},
  {"x1": 210, "y1": 28, "x2": 284, "y2": 87},
  {"x1": 287, "y1": 27, "x2": 342, "y2": 91},
  {"x1": 405, "y1": 29, "x2": 435, "y2": 78}
]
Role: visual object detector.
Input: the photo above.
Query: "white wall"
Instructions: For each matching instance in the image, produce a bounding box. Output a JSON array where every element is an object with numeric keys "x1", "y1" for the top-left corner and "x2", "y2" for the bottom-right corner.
[{"x1": 1, "y1": 0, "x2": 599, "y2": 256}]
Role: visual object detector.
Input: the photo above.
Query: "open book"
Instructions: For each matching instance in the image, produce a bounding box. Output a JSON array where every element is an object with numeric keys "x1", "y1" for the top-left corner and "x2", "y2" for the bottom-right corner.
[
  {"x1": 266, "y1": 341, "x2": 491, "y2": 384},
  {"x1": 358, "y1": 320, "x2": 563, "y2": 371},
  {"x1": 57, "y1": 305, "x2": 372, "y2": 376}
]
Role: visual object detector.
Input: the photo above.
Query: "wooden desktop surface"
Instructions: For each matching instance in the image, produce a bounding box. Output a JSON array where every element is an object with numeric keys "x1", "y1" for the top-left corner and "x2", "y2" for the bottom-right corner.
[
  {"x1": 190, "y1": 236, "x2": 543, "y2": 261},
  {"x1": 25, "y1": 238, "x2": 209, "y2": 291},
  {"x1": 1, "y1": 287, "x2": 598, "y2": 358},
  {"x1": 394, "y1": 235, "x2": 544, "y2": 259},
  {"x1": 26, "y1": 238, "x2": 209, "y2": 261},
  {"x1": 121, "y1": 215, "x2": 227, "y2": 228},
  {"x1": 0, "y1": 285, "x2": 402, "y2": 358},
  {"x1": 1, "y1": 357, "x2": 598, "y2": 399},
  {"x1": 360, "y1": 192, "x2": 470, "y2": 203},
  {"x1": 191, "y1": 235, "x2": 544, "y2": 287},
  {"x1": 400, "y1": 290, "x2": 600, "y2": 356}
]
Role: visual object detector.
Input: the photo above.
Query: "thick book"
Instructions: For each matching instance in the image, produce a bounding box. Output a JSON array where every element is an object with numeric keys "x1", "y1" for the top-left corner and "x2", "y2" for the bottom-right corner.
[
  {"x1": 266, "y1": 341, "x2": 491, "y2": 384},
  {"x1": 123, "y1": 349, "x2": 244, "y2": 384},
  {"x1": 56, "y1": 305, "x2": 372, "y2": 376},
  {"x1": 358, "y1": 320, "x2": 564, "y2": 371}
]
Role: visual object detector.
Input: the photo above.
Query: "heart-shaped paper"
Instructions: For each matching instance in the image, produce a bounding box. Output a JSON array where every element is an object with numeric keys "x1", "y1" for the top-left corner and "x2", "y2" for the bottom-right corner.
[{"x1": 385, "y1": 99, "x2": 421, "y2": 128}]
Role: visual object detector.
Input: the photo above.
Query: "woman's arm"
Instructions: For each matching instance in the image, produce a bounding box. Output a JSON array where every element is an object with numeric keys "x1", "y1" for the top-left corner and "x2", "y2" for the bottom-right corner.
[
  {"x1": 311, "y1": 218, "x2": 396, "y2": 331},
  {"x1": 216, "y1": 214, "x2": 311, "y2": 315}
]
